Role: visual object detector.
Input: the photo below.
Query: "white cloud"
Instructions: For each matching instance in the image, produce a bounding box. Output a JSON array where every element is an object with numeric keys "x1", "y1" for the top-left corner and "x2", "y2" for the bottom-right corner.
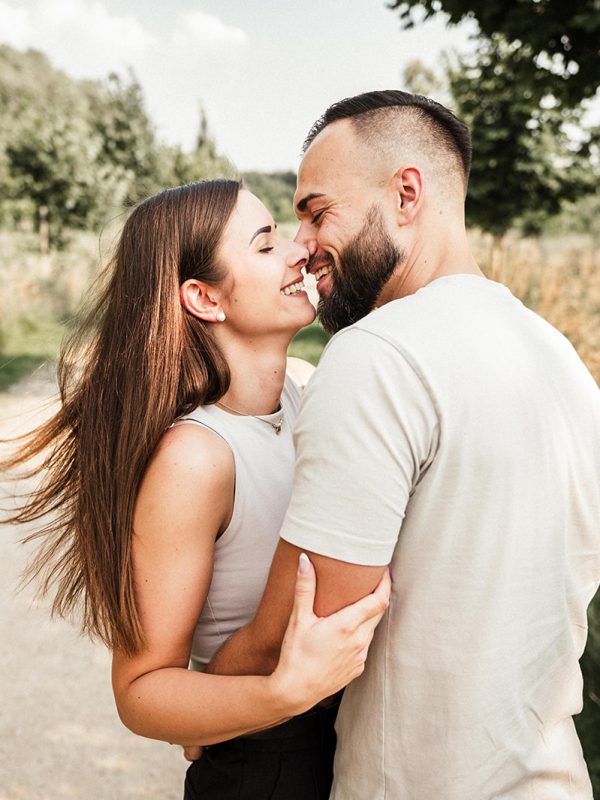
[
  {"x1": 0, "y1": 0, "x2": 249, "y2": 151},
  {"x1": 174, "y1": 10, "x2": 247, "y2": 47},
  {"x1": 0, "y1": 1, "x2": 32, "y2": 49},
  {"x1": 0, "y1": 1, "x2": 247, "y2": 90},
  {"x1": 0, "y1": 0, "x2": 157, "y2": 76}
]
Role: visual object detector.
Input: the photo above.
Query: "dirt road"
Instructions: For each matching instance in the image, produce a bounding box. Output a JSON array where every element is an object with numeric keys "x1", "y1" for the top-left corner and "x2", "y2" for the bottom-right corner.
[{"x1": 0, "y1": 368, "x2": 185, "y2": 800}]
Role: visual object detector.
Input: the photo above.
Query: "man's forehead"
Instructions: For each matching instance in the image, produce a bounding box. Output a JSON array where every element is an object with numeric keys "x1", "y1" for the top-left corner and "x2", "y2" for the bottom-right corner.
[
  {"x1": 295, "y1": 121, "x2": 360, "y2": 208},
  {"x1": 301, "y1": 120, "x2": 355, "y2": 172}
]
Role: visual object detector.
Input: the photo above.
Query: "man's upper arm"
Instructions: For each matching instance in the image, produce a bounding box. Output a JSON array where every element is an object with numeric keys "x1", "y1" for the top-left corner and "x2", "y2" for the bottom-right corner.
[
  {"x1": 282, "y1": 328, "x2": 439, "y2": 582},
  {"x1": 250, "y1": 540, "x2": 386, "y2": 654}
]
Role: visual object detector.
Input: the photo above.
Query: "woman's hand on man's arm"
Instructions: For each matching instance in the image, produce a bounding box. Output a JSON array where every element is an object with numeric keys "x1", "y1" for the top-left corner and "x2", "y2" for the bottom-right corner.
[{"x1": 207, "y1": 538, "x2": 390, "y2": 684}]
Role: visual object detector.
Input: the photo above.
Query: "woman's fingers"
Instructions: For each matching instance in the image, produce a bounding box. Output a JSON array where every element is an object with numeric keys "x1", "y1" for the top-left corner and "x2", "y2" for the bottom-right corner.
[
  {"x1": 273, "y1": 559, "x2": 390, "y2": 712},
  {"x1": 182, "y1": 744, "x2": 204, "y2": 762},
  {"x1": 288, "y1": 553, "x2": 316, "y2": 627}
]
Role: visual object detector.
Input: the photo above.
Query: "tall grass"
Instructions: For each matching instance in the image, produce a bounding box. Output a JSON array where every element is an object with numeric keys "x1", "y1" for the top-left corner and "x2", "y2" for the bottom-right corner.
[
  {"x1": 1, "y1": 227, "x2": 599, "y2": 383},
  {"x1": 471, "y1": 230, "x2": 600, "y2": 381},
  {"x1": 0, "y1": 228, "x2": 113, "y2": 389}
]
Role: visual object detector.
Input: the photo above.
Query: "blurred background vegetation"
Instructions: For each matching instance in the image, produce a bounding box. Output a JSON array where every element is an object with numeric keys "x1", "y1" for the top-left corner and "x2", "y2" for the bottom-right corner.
[{"x1": 0, "y1": 0, "x2": 599, "y2": 791}]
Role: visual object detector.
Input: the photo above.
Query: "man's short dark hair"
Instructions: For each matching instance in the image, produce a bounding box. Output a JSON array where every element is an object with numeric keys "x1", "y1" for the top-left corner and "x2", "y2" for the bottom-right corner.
[{"x1": 303, "y1": 90, "x2": 472, "y2": 185}]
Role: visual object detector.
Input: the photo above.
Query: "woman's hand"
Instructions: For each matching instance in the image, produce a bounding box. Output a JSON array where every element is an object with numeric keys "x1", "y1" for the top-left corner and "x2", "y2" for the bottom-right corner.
[
  {"x1": 271, "y1": 553, "x2": 391, "y2": 715},
  {"x1": 182, "y1": 744, "x2": 203, "y2": 762}
]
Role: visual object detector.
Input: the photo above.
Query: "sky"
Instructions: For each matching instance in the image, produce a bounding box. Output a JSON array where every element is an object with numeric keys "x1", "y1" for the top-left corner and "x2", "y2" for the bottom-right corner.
[{"x1": 0, "y1": 0, "x2": 477, "y2": 172}]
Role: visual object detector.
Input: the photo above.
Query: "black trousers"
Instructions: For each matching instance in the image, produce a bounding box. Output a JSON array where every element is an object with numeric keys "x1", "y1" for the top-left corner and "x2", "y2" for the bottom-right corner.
[{"x1": 183, "y1": 704, "x2": 338, "y2": 800}]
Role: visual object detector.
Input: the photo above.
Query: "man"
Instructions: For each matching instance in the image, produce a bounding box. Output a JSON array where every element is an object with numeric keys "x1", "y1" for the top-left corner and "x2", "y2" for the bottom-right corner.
[{"x1": 209, "y1": 90, "x2": 600, "y2": 798}]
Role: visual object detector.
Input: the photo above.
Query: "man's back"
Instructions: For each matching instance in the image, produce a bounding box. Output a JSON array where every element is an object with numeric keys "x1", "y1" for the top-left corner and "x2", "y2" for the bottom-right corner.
[{"x1": 283, "y1": 274, "x2": 600, "y2": 799}]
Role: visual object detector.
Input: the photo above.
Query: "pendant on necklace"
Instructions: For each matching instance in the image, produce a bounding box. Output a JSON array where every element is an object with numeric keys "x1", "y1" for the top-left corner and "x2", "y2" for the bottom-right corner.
[{"x1": 273, "y1": 420, "x2": 282, "y2": 435}]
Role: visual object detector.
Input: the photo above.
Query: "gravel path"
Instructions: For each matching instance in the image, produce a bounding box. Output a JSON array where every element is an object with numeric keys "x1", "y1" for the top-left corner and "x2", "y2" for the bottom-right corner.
[{"x1": 0, "y1": 367, "x2": 185, "y2": 800}]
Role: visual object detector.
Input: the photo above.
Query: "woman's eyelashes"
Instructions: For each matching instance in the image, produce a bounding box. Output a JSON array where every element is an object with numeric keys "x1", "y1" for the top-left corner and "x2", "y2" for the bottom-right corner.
[{"x1": 259, "y1": 246, "x2": 274, "y2": 254}]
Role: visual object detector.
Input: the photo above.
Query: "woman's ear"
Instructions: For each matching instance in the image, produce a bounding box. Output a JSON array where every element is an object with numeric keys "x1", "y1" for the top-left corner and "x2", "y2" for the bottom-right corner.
[
  {"x1": 180, "y1": 279, "x2": 226, "y2": 323},
  {"x1": 392, "y1": 165, "x2": 423, "y2": 227}
]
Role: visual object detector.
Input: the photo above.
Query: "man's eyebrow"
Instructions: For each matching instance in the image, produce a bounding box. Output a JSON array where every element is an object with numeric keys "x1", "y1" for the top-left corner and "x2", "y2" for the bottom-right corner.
[
  {"x1": 249, "y1": 224, "x2": 276, "y2": 245},
  {"x1": 295, "y1": 193, "x2": 325, "y2": 214}
]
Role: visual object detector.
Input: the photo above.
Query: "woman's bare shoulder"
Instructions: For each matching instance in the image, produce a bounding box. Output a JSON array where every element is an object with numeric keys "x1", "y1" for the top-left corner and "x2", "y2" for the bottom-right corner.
[
  {"x1": 136, "y1": 422, "x2": 235, "y2": 536},
  {"x1": 286, "y1": 357, "x2": 316, "y2": 389}
]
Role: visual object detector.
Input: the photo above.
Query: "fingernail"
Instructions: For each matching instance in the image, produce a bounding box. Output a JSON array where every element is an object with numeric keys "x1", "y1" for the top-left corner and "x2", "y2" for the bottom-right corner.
[{"x1": 298, "y1": 553, "x2": 310, "y2": 575}]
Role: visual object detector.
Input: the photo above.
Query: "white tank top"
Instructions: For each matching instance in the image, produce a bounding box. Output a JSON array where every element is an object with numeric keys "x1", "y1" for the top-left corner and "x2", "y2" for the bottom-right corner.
[{"x1": 175, "y1": 374, "x2": 302, "y2": 671}]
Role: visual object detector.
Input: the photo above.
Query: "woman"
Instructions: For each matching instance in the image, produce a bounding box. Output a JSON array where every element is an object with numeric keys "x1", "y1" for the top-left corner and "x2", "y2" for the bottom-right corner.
[{"x1": 3, "y1": 180, "x2": 390, "y2": 799}]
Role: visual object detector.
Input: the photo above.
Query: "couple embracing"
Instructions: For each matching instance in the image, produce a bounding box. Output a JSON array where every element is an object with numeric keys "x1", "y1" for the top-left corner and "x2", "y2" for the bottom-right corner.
[{"x1": 8, "y1": 91, "x2": 600, "y2": 799}]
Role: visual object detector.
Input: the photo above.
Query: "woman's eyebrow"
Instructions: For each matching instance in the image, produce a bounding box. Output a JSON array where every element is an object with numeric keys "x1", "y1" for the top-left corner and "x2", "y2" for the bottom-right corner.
[{"x1": 249, "y1": 224, "x2": 277, "y2": 245}]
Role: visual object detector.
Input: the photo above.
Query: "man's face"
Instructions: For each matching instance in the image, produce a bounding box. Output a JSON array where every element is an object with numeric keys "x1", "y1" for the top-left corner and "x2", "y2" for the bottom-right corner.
[
  {"x1": 294, "y1": 121, "x2": 404, "y2": 334},
  {"x1": 316, "y1": 204, "x2": 405, "y2": 334}
]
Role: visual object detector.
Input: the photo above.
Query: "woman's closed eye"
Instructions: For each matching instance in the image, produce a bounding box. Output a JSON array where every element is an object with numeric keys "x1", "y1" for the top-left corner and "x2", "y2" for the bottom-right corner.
[{"x1": 259, "y1": 246, "x2": 274, "y2": 254}]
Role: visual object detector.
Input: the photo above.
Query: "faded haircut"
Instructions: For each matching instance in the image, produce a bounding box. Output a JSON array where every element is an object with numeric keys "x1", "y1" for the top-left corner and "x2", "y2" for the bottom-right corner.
[{"x1": 303, "y1": 89, "x2": 472, "y2": 189}]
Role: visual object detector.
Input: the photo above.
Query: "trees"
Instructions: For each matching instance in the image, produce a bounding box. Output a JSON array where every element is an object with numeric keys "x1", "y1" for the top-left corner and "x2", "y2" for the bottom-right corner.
[
  {"x1": 6, "y1": 107, "x2": 125, "y2": 251},
  {"x1": 0, "y1": 47, "x2": 128, "y2": 249},
  {"x1": 167, "y1": 108, "x2": 236, "y2": 186},
  {"x1": 396, "y1": 5, "x2": 599, "y2": 243},
  {"x1": 446, "y1": 35, "x2": 589, "y2": 238},
  {"x1": 84, "y1": 72, "x2": 165, "y2": 202},
  {"x1": 0, "y1": 46, "x2": 238, "y2": 249},
  {"x1": 389, "y1": 0, "x2": 600, "y2": 105},
  {"x1": 242, "y1": 171, "x2": 297, "y2": 222}
]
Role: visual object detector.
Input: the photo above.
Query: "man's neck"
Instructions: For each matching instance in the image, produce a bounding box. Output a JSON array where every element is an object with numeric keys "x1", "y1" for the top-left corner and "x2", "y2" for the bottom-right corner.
[{"x1": 377, "y1": 230, "x2": 483, "y2": 306}]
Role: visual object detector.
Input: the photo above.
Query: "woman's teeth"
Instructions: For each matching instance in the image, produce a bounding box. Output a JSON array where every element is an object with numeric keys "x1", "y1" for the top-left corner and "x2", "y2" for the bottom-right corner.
[
  {"x1": 281, "y1": 281, "x2": 306, "y2": 296},
  {"x1": 314, "y1": 265, "x2": 332, "y2": 280}
]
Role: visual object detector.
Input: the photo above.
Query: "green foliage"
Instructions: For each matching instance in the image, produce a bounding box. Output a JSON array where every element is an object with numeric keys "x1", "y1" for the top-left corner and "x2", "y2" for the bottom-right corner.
[
  {"x1": 7, "y1": 107, "x2": 127, "y2": 246},
  {"x1": 0, "y1": 47, "x2": 130, "y2": 245},
  {"x1": 0, "y1": 43, "x2": 297, "y2": 245},
  {"x1": 166, "y1": 117, "x2": 236, "y2": 187},
  {"x1": 0, "y1": 315, "x2": 66, "y2": 392},
  {"x1": 576, "y1": 593, "x2": 600, "y2": 798},
  {"x1": 242, "y1": 171, "x2": 297, "y2": 222},
  {"x1": 389, "y1": 0, "x2": 600, "y2": 105},
  {"x1": 0, "y1": 45, "x2": 238, "y2": 247},
  {"x1": 447, "y1": 35, "x2": 591, "y2": 237},
  {"x1": 83, "y1": 71, "x2": 164, "y2": 201},
  {"x1": 543, "y1": 190, "x2": 600, "y2": 246},
  {"x1": 403, "y1": 59, "x2": 447, "y2": 98},
  {"x1": 288, "y1": 322, "x2": 330, "y2": 366}
]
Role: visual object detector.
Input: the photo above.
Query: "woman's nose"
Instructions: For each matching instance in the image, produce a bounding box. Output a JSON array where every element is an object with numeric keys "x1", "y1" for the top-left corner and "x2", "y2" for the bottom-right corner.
[{"x1": 288, "y1": 241, "x2": 309, "y2": 271}]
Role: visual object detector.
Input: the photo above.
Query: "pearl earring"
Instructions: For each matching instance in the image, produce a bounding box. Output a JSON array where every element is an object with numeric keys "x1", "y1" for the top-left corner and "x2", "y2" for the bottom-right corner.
[{"x1": 216, "y1": 311, "x2": 226, "y2": 322}]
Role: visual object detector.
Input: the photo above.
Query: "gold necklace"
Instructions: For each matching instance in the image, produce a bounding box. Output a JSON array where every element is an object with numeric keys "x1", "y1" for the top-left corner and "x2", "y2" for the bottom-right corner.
[{"x1": 215, "y1": 399, "x2": 284, "y2": 435}]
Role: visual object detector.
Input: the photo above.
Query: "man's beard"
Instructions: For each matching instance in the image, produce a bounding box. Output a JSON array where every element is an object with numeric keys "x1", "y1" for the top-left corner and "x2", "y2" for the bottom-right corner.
[{"x1": 316, "y1": 204, "x2": 405, "y2": 335}]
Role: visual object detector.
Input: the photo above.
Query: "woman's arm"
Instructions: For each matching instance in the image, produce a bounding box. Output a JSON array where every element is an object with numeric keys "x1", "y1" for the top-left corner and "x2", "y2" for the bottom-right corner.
[{"x1": 112, "y1": 423, "x2": 389, "y2": 747}]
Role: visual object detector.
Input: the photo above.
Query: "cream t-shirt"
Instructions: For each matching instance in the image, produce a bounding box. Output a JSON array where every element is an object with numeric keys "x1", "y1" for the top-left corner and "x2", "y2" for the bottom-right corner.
[{"x1": 282, "y1": 275, "x2": 600, "y2": 800}]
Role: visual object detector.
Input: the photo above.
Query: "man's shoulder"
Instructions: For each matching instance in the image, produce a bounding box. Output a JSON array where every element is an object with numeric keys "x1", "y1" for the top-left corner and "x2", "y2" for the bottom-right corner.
[{"x1": 322, "y1": 292, "x2": 436, "y2": 362}]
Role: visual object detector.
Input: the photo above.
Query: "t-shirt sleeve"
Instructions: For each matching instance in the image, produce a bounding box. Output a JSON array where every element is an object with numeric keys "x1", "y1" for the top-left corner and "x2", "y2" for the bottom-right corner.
[{"x1": 281, "y1": 326, "x2": 439, "y2": 565}]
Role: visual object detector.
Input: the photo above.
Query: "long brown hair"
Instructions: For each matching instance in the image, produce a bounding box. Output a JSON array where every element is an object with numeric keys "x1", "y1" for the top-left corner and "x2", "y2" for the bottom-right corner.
[{"x1": 2, "y1": 179, "x2": 241, "y2": 655}]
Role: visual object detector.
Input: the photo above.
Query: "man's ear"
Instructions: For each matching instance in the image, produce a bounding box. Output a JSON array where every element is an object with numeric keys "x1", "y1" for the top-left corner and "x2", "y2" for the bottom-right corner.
[
  {"x1": 392, "y1": 165, "x2": 423, "y2": 227},
  {"x1": 180, "y1": 279, "x2": 225, "y2": 323}
]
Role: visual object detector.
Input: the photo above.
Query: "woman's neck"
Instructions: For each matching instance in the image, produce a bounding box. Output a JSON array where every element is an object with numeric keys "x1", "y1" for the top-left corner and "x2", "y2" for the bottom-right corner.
[{"x1": 217, "y1": 334, "x2": 290, "y2": 416}]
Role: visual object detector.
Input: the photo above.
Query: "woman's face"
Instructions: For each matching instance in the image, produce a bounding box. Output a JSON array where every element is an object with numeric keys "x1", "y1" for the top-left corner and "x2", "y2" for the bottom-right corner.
[{"x1": 217, "y1": 190, "x2": 316, "y2": 337}]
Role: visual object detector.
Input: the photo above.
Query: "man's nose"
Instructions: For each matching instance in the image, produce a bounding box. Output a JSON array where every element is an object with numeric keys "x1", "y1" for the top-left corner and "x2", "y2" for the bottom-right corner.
[{"x1": 293, "y1": 221, "x2": 318, "y2": 256}]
